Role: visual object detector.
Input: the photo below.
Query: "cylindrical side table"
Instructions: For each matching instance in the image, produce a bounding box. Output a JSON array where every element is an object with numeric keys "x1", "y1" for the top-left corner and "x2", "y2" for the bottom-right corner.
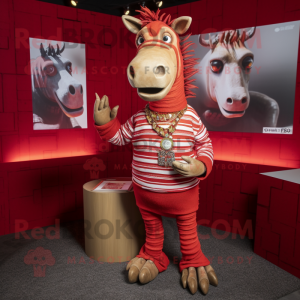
[{"x1": 83, "y1": 178, "x2": 145, "y2": 263}]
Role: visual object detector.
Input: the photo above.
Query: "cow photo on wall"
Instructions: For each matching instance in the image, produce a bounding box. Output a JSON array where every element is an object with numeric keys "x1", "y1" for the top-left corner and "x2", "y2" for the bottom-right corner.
[
  {"x1": 187, "y1": 20, "x2": 300, "y2": 134},
  {"x1": 29, "y1": 38, "x2": 87, "y2": 130}
]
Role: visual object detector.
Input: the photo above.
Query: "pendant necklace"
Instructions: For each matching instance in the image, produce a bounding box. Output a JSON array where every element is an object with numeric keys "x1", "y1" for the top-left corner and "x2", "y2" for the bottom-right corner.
[{"x1": 145, "y1": 104, "x2": 187, "y2": 167}]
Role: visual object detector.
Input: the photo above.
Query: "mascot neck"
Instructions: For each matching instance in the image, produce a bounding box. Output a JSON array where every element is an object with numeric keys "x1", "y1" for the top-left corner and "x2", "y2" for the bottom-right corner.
[{"x1": 148, "y1": 57, "x2": 187, "y2": 113}]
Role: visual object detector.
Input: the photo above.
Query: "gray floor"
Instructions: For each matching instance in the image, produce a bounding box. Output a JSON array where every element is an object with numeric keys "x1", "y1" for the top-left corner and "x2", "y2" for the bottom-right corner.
[
  {"x1": 279, "y1": 290, "x2": 300, "y2": 300},
  {"x1": 1, "y1": 217, "x2": 300, "y2": 300}
]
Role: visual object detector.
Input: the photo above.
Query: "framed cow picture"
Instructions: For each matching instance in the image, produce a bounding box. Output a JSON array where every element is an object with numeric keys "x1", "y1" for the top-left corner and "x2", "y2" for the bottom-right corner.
[
  {"x1": 187, "y1": 20, "x2": 300, "y2": 134},
  {"x1": 29, "y1": 38, "x2": 87, "y2": 130}
]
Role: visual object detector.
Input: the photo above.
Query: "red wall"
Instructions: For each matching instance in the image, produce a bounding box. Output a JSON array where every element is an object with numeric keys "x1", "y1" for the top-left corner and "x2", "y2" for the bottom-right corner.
[
  {"x1": 197, "y1": 160, "x2": 289, "y2": 238},
  {"x1": 0, "y1": 152, "x2": 132, "y2": 236},
  {"x1": 0, "y1": 0, "x2": 300, "y2": 236},
  {"x1": 254, "y1": 173, "x2": 300, "y2": 279}
]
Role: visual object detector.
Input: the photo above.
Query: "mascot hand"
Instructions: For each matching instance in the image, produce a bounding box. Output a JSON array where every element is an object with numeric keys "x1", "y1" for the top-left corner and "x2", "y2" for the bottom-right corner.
[
  {"x1": 94, "y1": 93, "x2": 119, "y2": 126},
  {"x1": 172, "y1": 156, "x2": 206, "y2": 177}
]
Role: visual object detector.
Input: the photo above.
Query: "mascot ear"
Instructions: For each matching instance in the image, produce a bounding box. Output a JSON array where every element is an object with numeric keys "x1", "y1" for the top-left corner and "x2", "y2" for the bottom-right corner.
[
  {"x1": 171, "y1": 16, "x2": 192, "y2": 35},
  {"x1": 122, "y1": 15, "x2": 143, "y2": 34}
]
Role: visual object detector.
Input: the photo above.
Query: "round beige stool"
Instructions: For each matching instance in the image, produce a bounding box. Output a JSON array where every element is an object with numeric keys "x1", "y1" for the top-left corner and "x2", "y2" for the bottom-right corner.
[{"x1": 83, "y1": 177, "x2": 145, "y2": 263}]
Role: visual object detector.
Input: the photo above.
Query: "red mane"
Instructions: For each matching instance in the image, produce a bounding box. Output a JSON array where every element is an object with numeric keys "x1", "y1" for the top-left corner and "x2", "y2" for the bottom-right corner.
[{"x1": 136, "y1": 6, "x2": 199, "y2": 99}]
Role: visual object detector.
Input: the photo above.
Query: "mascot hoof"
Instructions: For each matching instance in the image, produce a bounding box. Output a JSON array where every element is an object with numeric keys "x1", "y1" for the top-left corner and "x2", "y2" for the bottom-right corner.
[
  {"x1": 128, "y1": 266, "x2": 140, "y2": 283},
  {"x1": 197, "y1": 266, "x2": 209, "y2": 295},
  {"x1": 207, "y1": 270, "x2": 218, "y2": 286},
  {"x1": 139, "y1": 260, "x2": 159, "y2": 284},
  {"x1": 199, "y1": 278, "x2": 209, "y2": 295},
  {"x1": 126, "y1": 257, "x2": 146, "y2": 283},
  {"x1": 205, "y1": 265, "x2": 218, "y2": 286},
  {"x1": 181, "y1": 265, "x2": 218, "y2": 295},
  {"x1": 187, "y1": 267, "x2": 198, "y2": 295},
  {"x1": 181, "y1": 269, "x2": 188, "y2": 289}
]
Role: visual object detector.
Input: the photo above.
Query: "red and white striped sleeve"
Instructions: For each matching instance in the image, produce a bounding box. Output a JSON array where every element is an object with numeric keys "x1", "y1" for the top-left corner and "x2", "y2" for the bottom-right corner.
[
  {"x1": 94, "y1": 115, "x2": 134, "y2": 146},
  {"x1": 193, "y1": 115, "x2": 214, "y2": 180}
]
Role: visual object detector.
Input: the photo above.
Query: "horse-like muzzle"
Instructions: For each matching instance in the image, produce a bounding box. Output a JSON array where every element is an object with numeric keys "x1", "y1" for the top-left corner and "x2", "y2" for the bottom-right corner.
[
  {"x1": 54, "y1": 77, "x2": 84, "y2": 118},
  {"x1": 127, "y1": 41, "x2": 178, "y2": 101},
  {"x1": 54, "y1": 92, "x2": 84, "y2": 118}
]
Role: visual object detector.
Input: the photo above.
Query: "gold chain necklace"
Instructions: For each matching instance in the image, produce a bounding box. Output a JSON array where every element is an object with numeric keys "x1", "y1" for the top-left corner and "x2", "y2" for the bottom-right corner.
[
  {"x1": 145, "y1": 104, "x2": 187, "y2": 167},
  {"x1": 147, "y1": 110, "x2": 178, "y2": 122}
]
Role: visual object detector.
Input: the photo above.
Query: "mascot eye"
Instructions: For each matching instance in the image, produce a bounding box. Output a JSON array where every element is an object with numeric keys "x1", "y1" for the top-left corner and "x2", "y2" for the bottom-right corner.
[
  {"x1": 242, "y1": 56, "x2": 254, "y2": 70},
  {"x1": 66, "y1": 63, "x2": 72, "y2": 74},
  {"x1": 162, "y1": 35, "x2": 171, "y2": 43},
  {"x1": 44, "y1": 65, "x2": 57, "y2": 76},
  {"x1": 137, "y1": 36, "x2": 145, "y2": 45},
  {"x1": 210, "y1": 60, "x2": 223, "y2": 73}
]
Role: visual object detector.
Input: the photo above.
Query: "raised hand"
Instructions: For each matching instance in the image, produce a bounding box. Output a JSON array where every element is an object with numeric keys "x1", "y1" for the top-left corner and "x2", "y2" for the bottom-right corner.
[
  {"x1": 94, "y1": 93, "x2": 119, "y2": 126},
  {"x1": 172, "y1": 156, "x2": 206, "y2": 177}
]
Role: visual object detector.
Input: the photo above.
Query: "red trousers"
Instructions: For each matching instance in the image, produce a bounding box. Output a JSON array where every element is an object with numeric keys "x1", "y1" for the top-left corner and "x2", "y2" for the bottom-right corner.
[{"x1": 133, "y1": 183, "x2": 210, "y2": 273}]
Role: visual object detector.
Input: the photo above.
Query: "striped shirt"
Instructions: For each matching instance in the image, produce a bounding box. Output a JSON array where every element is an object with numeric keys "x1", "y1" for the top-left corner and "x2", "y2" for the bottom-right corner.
[{"x1": 94, "y1": 105, "x2": 214, "y2": 193}]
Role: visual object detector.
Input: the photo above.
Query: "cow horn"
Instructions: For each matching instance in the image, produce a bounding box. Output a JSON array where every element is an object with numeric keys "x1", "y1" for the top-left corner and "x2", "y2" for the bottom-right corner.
[
  {"x1": 199, "y1": 34, "x2": 210, "y2": 47},
  {"x1": 50, "y1": 45, "x2": 54, "y2": 56},
  {"x1": 244, "y1": 27, "x2": 256, "y2": 41},
  {"x1": 40, "y1": 43, "x2": 46, "y2": 57},
  {"x1": 59, "y1": 42, "x2": 65, "y2": 55},
  {"x1": 56, "y1": 44, "x2": 60, "y2": 55},
  {"x1": 199, "y1": 32, "x2": 219, "y2": 48},
  {"x1": 46, "y1": 44, "x2": 50, "y2": 56}
]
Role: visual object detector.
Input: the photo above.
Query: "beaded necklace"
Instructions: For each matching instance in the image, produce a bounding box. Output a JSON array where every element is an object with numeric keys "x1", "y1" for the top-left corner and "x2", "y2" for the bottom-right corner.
[{"x1": 145, "y1": 104, "x2": 187, "y2": 167}]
